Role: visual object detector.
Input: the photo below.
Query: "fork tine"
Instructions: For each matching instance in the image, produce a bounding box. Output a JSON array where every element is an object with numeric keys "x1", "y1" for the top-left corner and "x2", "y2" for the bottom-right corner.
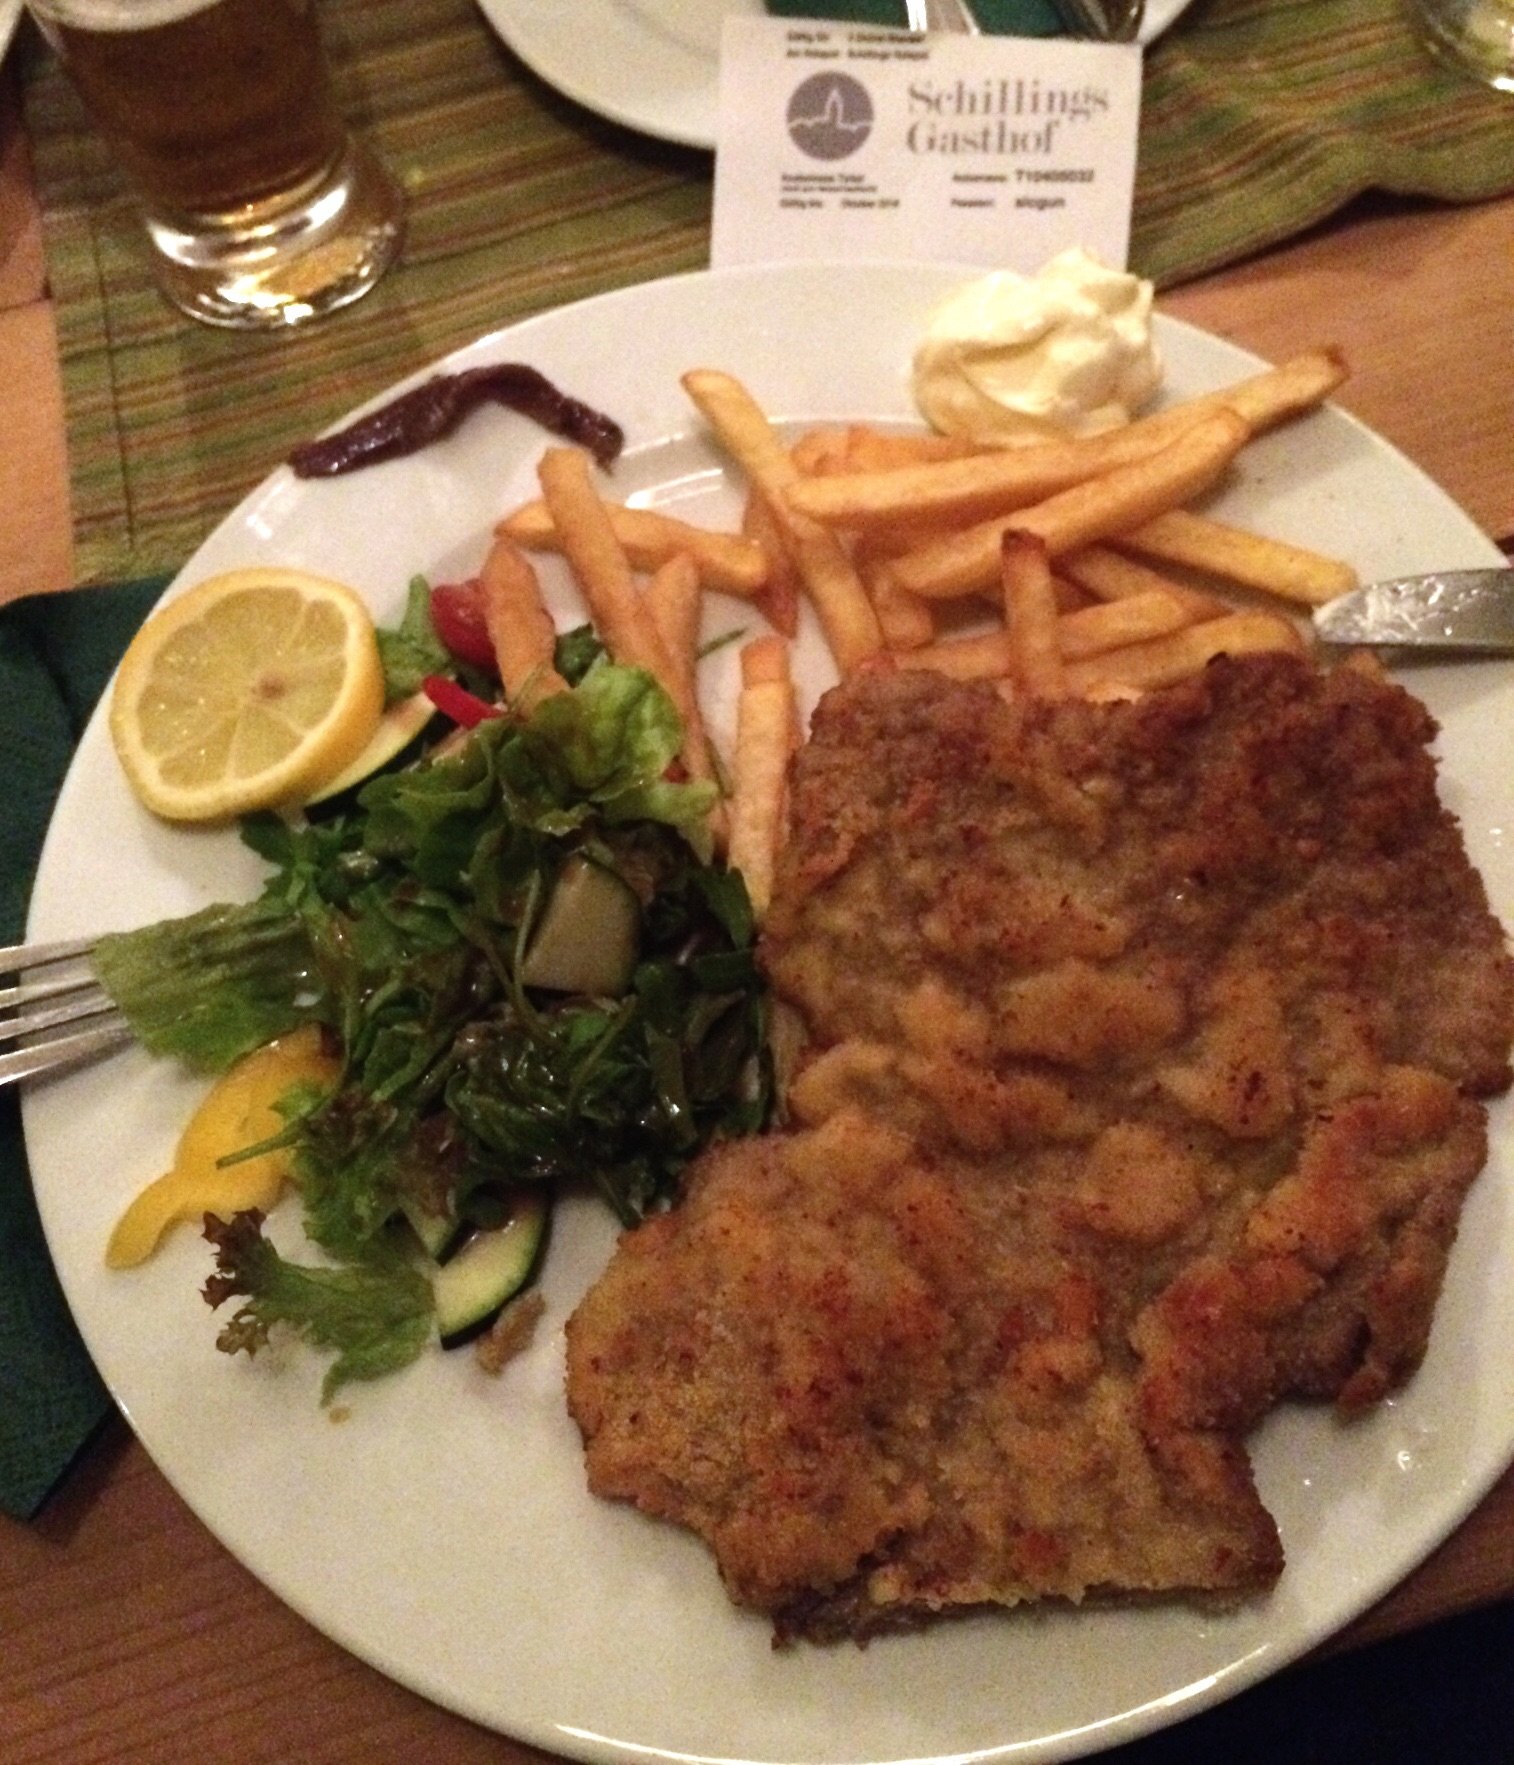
[
  {"x1": 0, "y1": 934, "x2": 99, "y2": 1008},
  {"x1": 0, "y1": 1016, "x2": 133, "y2": 1087},
  {"x1": 0, "y1": 934, "x2": 132, "y2": 1088},
  {"x1": 4, "y1": 983, "x2": 118, "y2": 1038},
  {"x1": 0, "y1": 966, "x2": 98, "y2": 1011},
  {"x1": 0, "y1": 933, "x2": 98, "y2": 972}
]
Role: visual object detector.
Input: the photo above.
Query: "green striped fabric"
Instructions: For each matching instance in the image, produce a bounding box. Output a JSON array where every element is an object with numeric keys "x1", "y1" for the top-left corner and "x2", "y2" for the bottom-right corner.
[
  {"x1": 17, "y1": 0, "x2": 1514, "y2": 587},
  {"x1": 1135, "y1": 0, "x2": 1514, "y2": 284}
]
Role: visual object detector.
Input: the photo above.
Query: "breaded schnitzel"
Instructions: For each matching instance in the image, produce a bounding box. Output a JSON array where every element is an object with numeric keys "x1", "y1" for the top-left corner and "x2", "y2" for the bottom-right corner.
[{"x1": 566, "y1": 655, "x2": 1513, "y2": 1641}]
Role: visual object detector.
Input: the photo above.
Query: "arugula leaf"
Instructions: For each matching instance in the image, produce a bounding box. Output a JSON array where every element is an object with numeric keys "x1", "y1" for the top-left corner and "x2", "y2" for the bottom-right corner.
[
  {"x1": 553, "y1": 623, "x2": 605, "y2": 686},
  {"x1": 439, "y1": 850, "x2": 767, "y2": 1225},
  {"x1": 375, "y1": 576, "x2": 452, "y2": 704},
  {"x1": 203, "y1": 1211, "x2": 434, "y2": 1402},
  {"x1": 102, "y1": 650, "x2": 771, "y2": 1398}
]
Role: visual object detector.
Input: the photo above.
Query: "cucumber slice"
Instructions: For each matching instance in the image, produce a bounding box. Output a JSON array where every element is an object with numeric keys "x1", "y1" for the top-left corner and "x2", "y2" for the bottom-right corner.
[
  {"x1": 520, "y1": 855, "x2": 640, "y2": 997},
  {"x1": 399, "y1": 1194, "x2": 466, "y2": 1264},
  {"x1": 433, "y1": 1189, "x2": 549, "y2": 1348}
]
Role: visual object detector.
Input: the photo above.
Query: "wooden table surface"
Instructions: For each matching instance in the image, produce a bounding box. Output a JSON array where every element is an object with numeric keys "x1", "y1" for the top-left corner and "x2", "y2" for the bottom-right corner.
[{"x1": 3, "y1": 46, "x2": 1514, "y2": 1765}]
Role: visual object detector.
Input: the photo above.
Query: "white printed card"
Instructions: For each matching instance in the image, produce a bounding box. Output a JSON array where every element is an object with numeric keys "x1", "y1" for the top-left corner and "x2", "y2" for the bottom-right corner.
[{"x1": 711, "y1": 19, "x2": 1142, "y2": 273}]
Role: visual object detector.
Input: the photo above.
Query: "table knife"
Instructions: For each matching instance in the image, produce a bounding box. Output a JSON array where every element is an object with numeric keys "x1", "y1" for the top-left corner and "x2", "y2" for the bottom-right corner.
[{"x1": 1312, "y1": 567, "x2": 1514, "y2": 652}]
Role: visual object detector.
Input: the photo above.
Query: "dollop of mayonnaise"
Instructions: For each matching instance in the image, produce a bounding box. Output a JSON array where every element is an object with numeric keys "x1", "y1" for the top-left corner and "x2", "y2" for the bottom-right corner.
[{"x1": 912, "y1": 249, "x2": 1162, "y2": 444}]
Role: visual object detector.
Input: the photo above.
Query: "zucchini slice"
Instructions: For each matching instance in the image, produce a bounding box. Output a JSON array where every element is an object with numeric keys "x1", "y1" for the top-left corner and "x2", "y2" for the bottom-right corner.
[
  {"x1": 399, "y1": 1194, "x2": 466, "y2": 1264},
  {"x1": 306, "y1": 689, "x2": 437, "y2": 805},
  {"x1": 433, "y1": 1189, "x2": 549, "y2": 1348}
]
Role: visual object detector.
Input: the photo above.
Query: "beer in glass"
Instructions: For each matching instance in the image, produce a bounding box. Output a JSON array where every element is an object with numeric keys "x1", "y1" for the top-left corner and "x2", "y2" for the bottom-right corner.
[
  {"x1": 26, "y1": 0, "x2": 405, "y2": 328},
  {"x1": 1410, "y1": 0, "x2": 1514, "y2": 90}
]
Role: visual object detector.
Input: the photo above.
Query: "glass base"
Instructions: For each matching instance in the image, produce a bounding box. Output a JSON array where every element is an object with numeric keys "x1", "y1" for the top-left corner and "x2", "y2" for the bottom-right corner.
[
  {"x1": 143, "y1": 136, "x2": 405, "y2": 330},
  {"x1": 1412, "y1": 0, "x2": 1514, "y2": 92}
]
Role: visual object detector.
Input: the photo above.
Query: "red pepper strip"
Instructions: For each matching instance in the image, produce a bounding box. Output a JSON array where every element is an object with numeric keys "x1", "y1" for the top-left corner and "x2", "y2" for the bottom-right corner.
[{"x1": 422, "y1": 674, "x2": 504, "y2": 728}]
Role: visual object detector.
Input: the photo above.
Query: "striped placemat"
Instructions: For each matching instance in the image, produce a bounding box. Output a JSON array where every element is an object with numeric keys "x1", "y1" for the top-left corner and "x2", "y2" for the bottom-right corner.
[
  {"x1": 1136, "y1": 0, "x2": 1514, "y2": 285},
  {"x1": 18, "y1": 0, "x2": 1514, "y2": 587}
]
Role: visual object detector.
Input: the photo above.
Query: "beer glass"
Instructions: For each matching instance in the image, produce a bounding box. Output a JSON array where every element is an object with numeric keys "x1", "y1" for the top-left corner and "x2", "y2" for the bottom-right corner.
[
  {"x1": 26, "y1": 0, "x2": 405, "y2": 329},
  {"x1": 1409, "y1": 0, "x2": 1514, "y2": 90}
]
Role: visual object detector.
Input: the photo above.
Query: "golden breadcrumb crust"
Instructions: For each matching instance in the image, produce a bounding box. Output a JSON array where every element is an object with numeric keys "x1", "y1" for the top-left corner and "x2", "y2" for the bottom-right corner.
[{"x1": 567, "y1": 656, "x2": 1513, "y2": 1641}]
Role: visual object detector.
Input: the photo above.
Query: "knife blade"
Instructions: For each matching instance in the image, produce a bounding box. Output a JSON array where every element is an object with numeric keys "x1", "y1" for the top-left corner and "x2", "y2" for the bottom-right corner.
[{"x1": 1312, "y1": 568, "x2": 1514, "y2": 652}]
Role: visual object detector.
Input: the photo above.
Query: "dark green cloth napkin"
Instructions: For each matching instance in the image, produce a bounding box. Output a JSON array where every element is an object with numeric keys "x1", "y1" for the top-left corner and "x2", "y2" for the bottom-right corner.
[
  {"x1": 0, "y1": 576, "x2": 169, "y2": 1519},
  {"x1": 765, "y1": 0, "x2": 1063, "y2": 31}
]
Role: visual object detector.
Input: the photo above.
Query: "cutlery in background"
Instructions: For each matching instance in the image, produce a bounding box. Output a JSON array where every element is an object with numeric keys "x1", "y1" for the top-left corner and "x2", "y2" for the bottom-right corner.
[
  {"x1": 1049, "y1": 0, "x2": 1145, "y2": 39},
  {"x1": 911, "y1": 0, "x2": 1146, "y2": 38}
]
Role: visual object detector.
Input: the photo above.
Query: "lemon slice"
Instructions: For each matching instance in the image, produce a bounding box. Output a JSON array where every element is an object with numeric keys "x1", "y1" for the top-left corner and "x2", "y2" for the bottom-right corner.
[{"x1": 110, "y1": 568, "x2": 386, "y2": 821}]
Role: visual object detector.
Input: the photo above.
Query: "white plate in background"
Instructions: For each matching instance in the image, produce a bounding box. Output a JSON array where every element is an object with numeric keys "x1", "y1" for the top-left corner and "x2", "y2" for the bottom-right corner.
[
  {"x1": 479, "y1": 0, "x2": 1196, "y2": 150},
  {"x1": 24, "y1": 259, "x2": 1514, "y2": 1765},
  {"x1": 1, "y1": 1, "x2": 24, "y2": 62}
]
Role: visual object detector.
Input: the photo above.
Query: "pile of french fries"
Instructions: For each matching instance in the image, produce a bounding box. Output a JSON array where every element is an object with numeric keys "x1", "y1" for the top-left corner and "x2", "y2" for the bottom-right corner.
[{"x1": 482, "y1": 344, "x2": 1359, "y2": 912}]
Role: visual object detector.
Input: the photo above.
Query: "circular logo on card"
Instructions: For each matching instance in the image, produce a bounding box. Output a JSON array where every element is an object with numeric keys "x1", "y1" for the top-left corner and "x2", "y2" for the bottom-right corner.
[{"x1": 786, "y1": 72, "x2": 874, "y2": 160}]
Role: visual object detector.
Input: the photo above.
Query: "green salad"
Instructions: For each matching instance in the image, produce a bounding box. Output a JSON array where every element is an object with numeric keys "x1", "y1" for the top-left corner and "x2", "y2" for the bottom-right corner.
[{"x1": 94, "y1": 608, "x2": 771, "y2": 1401}]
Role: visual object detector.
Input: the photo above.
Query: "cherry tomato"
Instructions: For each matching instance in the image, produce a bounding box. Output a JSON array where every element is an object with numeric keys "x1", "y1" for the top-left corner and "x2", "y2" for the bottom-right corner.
[{"x1": 429, "y1": 579, "x2": 497, "y2": 673}]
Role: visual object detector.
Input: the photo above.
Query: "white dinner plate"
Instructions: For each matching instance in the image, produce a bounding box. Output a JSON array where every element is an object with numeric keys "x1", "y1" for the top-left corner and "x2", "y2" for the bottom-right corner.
[
  {"x1": 1, "y1": 0, "x2": 24, "y2": 63},
  {"x1": 25, "y1": 261, "x2": 1514, "y2": 1765},
  {"x1": 479, "y1": 0, "x2": 1197, "y2": 150}
]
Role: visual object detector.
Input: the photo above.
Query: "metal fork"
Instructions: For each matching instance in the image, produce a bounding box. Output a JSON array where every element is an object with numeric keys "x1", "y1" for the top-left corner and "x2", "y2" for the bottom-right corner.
[{"x1": 0, "y1": 934, "x2": 132, "y2": 1089}]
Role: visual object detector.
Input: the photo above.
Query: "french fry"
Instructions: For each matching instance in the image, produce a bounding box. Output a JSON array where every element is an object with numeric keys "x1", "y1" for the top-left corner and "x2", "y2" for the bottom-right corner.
[
  {"x1": 476, "y1": 535, "x2": 569, "y2": 707},
  {"x1": 898, "y1": 629, "x2": 1013, "y2": 682},
  {"x1": 1064, "y1": 611, "x2": 1305, "y2": 696},
  {"x1": 1072, "y1": 346, "x2": 1347, "y2": 461},
  {"x1": 849, "y1": 517, "x2": 964, "y2": 565},
  {"x1": 741, "y1": 490, "x2": 802, "y2": 638},
  {"x1": 1054, "y1": 590, "x2": 1199, "y2": 661},
  {"x1": 903, "y1": 590, "x2": 1199, "y2": 680},
  {"x1": 889, "y1": 410, "x2": 1250, "y2": 602},
  {"x1": 740, "y1": 633, "x2": 791, "y2": 687},
  {"x1": 787, "y1": 423, "x2": 1186, "y2": 533},
  {"x1": 728, "y1": 637, "x2": 797, "y2": 917},
  {"x1": 1059, "y1": 544, "x2": 1230, "y2": 621},
  {"x1": 1002, "y1": 532, "x2": 1066, "y2": 700},
  {"x1": 1116, "y1": 509, "x2": 1358, "y2": 607},
  {"x1": 842, "y1": 426, "x2": 987, "y2": 470},
  {"x1": 867, "y1": 563, "x2": 936, "y2": 651},
  {"x1": 496, "y1": 498, "x2": 769, "y2": 598},
  {"x1": 1078, "y1": 680, "x2": 1146, "y2": 704},
  {"x1": 1179, "y1": 344, "x2": 1348, "y2": 436},
  {"x1": 791, "y1": 424, "x2": 996, "y2": 480},
  {"x1": 535, "y1": 446, "x2": 687, "y2": 714},
  {"x1": 1338, "y1": 648, "x2": 1389, "y2": 683},
  {"x1": 790, "y1": 426, "x2": 854, "y2": 476},
  {"x1": 645, "y1": 552, "x2": 728, "y2": 847},
  {"x1": 682, "y1": 369, "x2": 883, "y2": 673},
  {"x1": 644, "y1": 552, "x2": 703, "y2": 678},
  {"x1": 1051, "y1": 573, "x2": 1094, "y2": 614},
  {"x1": 784, "y1": 350, "x2": 1345, "y2": 536}
]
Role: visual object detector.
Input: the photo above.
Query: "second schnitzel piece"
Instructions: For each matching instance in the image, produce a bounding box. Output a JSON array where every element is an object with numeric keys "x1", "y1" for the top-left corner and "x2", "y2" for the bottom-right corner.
[{"x1": 566, "y1": 656, "x2": 1513, "y2": 1640}]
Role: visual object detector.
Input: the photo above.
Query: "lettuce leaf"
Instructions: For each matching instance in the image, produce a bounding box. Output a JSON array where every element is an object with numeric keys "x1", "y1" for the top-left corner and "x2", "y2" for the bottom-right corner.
[
  {"x1": 522, "y1": 660, "x2": 718, "y2": 854},
  {"x1": 203, "y1": 1211, "x2": 433, "y2": 1402},
  {"x1": 91, "y1": 900, "x2": 318, "y2": 1073},
  {"x1": 375, "y1": 575, "x2": 451, "y2": 704},
  {"x1": 99, "y1": 654, "x2": 764, "y2": 1398}
]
